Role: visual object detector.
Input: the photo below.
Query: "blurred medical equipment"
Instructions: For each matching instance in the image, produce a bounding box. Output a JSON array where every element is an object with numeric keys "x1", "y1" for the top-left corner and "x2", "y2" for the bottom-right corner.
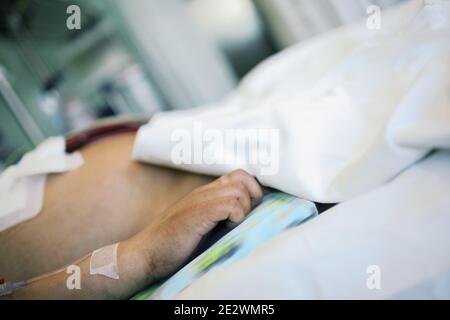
[
  {"x1": 0, "y1": 67, "x2": 44, "y2": 145},
  {"x1": 255, "y1": 0, "x2": 407, "y2": 49},
  {"x1": 109, "y1": 0, "x2": 237, "y2": 110},
  {"x1": 0, "y1": 0, "x2": 238, "y2": 165},
  {"x1": 188, "y1": 0, "x2": 275, "y2": 77},
  {"x1": 99, "y1": 65, "x2": 164, "y2": 116}
]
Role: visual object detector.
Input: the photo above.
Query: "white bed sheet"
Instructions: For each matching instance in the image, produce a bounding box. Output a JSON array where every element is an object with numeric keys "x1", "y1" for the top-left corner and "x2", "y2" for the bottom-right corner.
[
  {"x1": 175, "y1": 151, "x2": 450, "y2": 299},
  {"x1": 131, "y1": 0, "x2": 450, "y2": 298},
  {"x1": 133, "y1": 0, "x2": 450, "y2": 203}
]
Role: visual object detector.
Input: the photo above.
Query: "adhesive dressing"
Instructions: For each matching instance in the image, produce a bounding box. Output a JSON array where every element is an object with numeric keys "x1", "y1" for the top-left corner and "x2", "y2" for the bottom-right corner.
[{"x1": 89, "y1": 243, "x2": 120, "y2": 279}]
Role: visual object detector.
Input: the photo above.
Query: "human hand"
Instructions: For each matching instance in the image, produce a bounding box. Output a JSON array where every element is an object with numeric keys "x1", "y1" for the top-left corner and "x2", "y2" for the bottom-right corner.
[{"x1": 130, "y1": 169, "x2": 264, "y2": 280}]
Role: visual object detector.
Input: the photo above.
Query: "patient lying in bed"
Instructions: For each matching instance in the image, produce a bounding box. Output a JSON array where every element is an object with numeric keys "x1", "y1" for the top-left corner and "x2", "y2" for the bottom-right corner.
[
  {"x1": 0, "y1": 132, "x2": 266, "y2": 299},
  {"x1": 1, "y1": 0, "x2": 449, "y2": 299}
]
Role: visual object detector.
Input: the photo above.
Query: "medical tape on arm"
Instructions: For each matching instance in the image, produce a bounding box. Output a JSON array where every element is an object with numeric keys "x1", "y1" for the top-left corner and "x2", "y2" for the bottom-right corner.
[{"x1": 89, "y1": 243, "x2": 120, "y2": 279}]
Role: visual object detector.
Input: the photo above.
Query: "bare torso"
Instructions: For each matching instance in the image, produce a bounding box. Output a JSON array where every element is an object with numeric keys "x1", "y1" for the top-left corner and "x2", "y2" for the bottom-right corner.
[{"x1": 0, "y1": 133, "x2": 213, "y2": 282}]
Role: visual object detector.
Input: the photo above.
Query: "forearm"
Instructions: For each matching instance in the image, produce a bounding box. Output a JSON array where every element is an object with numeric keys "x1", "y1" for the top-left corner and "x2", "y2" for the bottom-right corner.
[
  {"x1": 6, "y1": 238, "x2": 152, "y2": 300},
  {"x1": 3, "y1": 169, "x2": 263, "y2": 300}
]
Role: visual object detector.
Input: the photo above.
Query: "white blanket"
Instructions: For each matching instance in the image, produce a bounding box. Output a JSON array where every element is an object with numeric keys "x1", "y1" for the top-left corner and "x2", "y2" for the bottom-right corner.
[
  {"x1": 133, "y1": 0, "x2": 450, "y2": 203},
  {"x1": 132, "y1": 0, "x2": 450, "y2": 299},
  {"x1": 175, "y1": 150, "x2": 450, "y2": 299}
]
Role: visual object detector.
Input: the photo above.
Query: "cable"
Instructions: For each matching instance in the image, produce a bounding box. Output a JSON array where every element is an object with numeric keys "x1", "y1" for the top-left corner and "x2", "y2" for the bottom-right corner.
[{"x1": 0, "y1": 252, "x2": 91, "y2": 297}]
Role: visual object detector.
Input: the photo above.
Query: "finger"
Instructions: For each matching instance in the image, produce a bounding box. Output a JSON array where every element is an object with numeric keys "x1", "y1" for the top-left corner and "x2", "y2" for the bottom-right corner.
[
  {"x1": 220, "y1": 169, "x2": 264, "y2": 201},
  {"x1": 190, "y1": 181, "x2": 248, "y2": 202},
  {"x1": 197, "y1": 182, "x2": 252, "y2": 212},
  {"x1": 233, "y1": 182, "x2": 252, "y2": 213},
  {"x1": 201, "y1": 196, "x2": 246, "y2": 224},
  {"x1": 224, "y1": 196, "x2": 246, "y2": 223}
]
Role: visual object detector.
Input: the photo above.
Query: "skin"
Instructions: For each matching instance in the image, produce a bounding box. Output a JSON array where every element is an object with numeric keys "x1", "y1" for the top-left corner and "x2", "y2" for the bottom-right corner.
[{"x1": 0, "y1": 133, "x2": 263, "y2": 299}]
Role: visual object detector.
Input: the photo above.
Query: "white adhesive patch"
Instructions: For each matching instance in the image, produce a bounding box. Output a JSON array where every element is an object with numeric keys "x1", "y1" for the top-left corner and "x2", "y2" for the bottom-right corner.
[{"x1": 89, "y1": 243, "x2": 120, "y2": 279}]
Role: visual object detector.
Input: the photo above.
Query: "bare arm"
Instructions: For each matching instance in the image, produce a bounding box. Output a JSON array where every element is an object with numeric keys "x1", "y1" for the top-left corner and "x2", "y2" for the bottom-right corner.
[
  {"x1": 4, "y1": 169, "x2": 263, "y2": 299},
  {"x1": 7, "y1": 239, "x2": 150, "y2": 299}
]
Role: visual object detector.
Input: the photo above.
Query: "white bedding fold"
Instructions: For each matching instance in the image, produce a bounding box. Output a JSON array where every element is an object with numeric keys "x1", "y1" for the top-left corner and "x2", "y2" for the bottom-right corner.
[
  {"x1": 0, "y1": 137, "x2": 84, "y2": 232},
  {"x1": 133, "y1": 0, "x2": 450, "y2": 203},
  {"x1": 174, "y1": 150, "x2": 450, "y2": 299}
]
